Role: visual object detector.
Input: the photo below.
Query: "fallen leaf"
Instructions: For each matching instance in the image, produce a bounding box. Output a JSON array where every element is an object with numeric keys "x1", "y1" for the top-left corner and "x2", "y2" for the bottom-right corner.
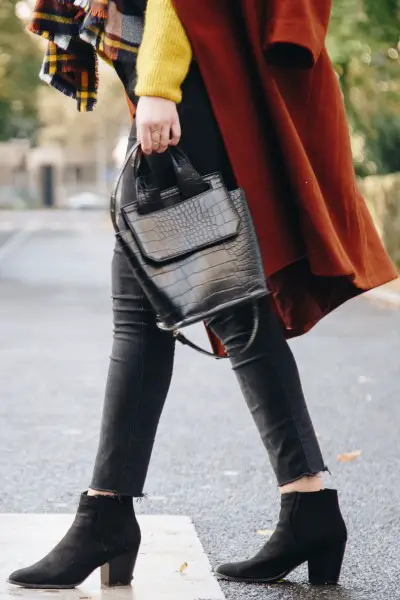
[
  {"x1": 257, "y1": 529, "x2": 275, "y2": 536},
  {"x1": 337, "y1": 450, "x2": 361, "y2": 463},
  {"x1": 179, "y1": 562, "x2": 188, "y2": 574}
]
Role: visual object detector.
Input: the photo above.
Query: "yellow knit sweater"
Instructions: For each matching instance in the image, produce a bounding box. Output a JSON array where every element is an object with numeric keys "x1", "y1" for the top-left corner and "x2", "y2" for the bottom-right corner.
[{"x1": 134, "y1": 0, "x2": 192, "y2": 103}]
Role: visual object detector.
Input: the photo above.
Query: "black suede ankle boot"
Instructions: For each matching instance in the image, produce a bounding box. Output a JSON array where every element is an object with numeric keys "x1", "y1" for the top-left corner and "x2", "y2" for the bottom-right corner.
[
  {"x1": 216, "y1": 489, "x2": 347, "y2": 585},
  {"x1": 8, "y1": 492, "x2": 141, "y2": 589}
]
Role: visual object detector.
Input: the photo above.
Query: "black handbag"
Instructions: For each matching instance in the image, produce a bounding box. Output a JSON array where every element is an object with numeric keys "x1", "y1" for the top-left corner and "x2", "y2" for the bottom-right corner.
[{"x1": 110, "y1": 141, "x2": 269, "y2": 358}]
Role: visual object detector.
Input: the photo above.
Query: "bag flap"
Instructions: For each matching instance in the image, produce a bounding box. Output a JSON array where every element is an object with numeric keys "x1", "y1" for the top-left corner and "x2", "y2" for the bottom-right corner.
[{"x1": 122, "y1": 177, "x2": 240, "y2": 263}]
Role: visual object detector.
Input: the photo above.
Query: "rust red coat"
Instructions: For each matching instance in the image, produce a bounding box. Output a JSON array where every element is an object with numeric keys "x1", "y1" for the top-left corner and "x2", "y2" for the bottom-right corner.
[
  {"x1": 168, "y1": 0, "x2": 397, "y2": 356},
  {"x1": 127, "y1": 0, "x2": 397, "y2": 357}
]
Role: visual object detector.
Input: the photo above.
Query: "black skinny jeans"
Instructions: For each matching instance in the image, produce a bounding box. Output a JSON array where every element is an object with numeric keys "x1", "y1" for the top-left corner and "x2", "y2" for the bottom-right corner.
[{"x1": 90, "y1": 63, "x2": 326, "y2": 495}]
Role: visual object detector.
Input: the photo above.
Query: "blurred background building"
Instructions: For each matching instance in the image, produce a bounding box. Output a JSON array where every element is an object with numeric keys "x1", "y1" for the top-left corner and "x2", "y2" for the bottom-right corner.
[
  {"x1": 0, "y1": 0, "x2": 131, "y2": 210},
  {"x1": 0, "y1": 0, "x2": 400, "y2": 264}
]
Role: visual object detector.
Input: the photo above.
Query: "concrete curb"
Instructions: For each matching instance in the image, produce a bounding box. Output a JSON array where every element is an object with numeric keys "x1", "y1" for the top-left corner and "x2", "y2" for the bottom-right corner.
[{"x1": 366, "y1": 287, "x2": 400, "y2": 308}]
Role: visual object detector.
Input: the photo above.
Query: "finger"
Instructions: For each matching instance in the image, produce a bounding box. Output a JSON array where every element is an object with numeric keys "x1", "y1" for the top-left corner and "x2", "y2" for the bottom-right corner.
[
  {"x1": 169, "y1": 117, "x2": 181, "y2": 146},
  {"x1": 140, "y1": 124, "x2": 153, "y2": 155},
  {"x1": 151, "y1": 128, "x2": 161, "y2": 152},
  {"x1": 156, "y1": 124, "x2": 170, "y2": 153}
]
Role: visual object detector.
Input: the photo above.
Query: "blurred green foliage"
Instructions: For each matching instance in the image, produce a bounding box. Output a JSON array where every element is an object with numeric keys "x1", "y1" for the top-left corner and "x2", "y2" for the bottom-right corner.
[
  {"x1": 327, "y1": 0, "x2": 400, "y2": 175},
  {"x1": 0, "y1": 0, "x2": 41, "y2": 142},
  {"x1": 1, "y1": 0, "x2": 399, "y2": 175}
]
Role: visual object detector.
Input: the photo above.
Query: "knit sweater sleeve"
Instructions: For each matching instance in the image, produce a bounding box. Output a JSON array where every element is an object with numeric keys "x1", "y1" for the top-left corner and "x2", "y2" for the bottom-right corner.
[{"x1": 134, "y1": 0, "x2": 192, "y2": 103}]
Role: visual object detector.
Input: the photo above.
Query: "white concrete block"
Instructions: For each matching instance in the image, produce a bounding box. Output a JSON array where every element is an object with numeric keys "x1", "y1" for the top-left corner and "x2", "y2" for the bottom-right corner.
[{"x1": 0, "y1": 514, "x2": 224, "y2": 600}]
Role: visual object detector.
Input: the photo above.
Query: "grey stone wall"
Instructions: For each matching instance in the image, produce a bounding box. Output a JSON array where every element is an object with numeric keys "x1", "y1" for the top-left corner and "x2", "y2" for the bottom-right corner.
[{"x1": 359, "y1": 174, "x2": 400, "y2": 269}]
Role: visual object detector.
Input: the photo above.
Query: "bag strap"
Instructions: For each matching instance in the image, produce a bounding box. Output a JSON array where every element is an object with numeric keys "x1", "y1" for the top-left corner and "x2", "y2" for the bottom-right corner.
[
  {"x1": 110, "y1": 141, "x2": 261, "y2": 360},
  {"x1": 110, "y1": 140, "x2": 140, "y2": 234},
  {"x1": 169, "y1": 300, "x2": 261, "y2": 360}
]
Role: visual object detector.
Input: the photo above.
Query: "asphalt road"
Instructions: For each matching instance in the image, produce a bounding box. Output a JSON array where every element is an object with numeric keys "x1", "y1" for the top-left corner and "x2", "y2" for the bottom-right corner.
[{"x1": 1, "y1": 210, "x2": 400, "y2": 600}]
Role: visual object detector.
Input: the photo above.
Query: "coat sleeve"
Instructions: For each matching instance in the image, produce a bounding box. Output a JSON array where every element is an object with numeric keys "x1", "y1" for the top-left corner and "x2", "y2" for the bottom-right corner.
[{"x1": 263, "y1": 0, "x2": 332, "y2": 68}]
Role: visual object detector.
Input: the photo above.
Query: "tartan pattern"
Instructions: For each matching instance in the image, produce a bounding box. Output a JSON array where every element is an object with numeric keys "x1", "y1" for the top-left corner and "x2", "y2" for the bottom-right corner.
[{"x1": 29, "y1": 0, "x2": 143, "y2": 111}]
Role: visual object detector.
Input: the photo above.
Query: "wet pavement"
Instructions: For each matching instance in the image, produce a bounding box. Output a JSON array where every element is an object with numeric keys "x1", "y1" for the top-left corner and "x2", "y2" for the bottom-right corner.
[{"x1": 1, "y1": 210, "x2": 400, "y2": 600}]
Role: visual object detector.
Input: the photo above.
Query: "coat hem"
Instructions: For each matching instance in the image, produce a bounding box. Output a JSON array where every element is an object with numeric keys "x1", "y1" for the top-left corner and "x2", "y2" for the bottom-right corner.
[{"x1": 205, "y1": 265, "x2": 398, "y2": 358}]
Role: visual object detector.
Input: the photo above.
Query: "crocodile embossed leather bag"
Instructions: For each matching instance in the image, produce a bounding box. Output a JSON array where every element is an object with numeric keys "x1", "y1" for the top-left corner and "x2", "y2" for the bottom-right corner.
[{"x1": 110, "y1": 142, "x2": 268, "y2": 358}]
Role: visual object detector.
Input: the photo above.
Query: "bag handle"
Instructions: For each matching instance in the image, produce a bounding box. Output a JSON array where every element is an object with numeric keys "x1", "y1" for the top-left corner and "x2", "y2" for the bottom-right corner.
[
  {"x1": 133, "y1": 143, "x2": 210, "y2": 203},
  {"x1": 110, "y1": 141, "x2": 261, "y2": 360}
]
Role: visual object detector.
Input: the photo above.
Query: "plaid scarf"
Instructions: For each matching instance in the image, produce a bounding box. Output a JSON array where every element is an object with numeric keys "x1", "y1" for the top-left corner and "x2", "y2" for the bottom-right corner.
[{"x1": 28, "y1": 0, "x2": 144, "y2": 111}]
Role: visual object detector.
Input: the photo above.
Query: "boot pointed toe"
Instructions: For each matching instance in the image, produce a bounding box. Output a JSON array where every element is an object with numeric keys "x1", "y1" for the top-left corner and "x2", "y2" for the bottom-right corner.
[
  {"x1": 7, "y1": 568, "x2": 31, "y2": 587},
  {"x1": 7, "y1": 561, "x2": 83, "y2": 589},
  {"x1": 216, "y1": 558, "x2": 280, "y2": 583},
  {"x1": 7, "y1": 566, "x2": 65, "y2": 589},
  {"x1": 215, "y1": 562, "x2": 240, "y2": 580}
]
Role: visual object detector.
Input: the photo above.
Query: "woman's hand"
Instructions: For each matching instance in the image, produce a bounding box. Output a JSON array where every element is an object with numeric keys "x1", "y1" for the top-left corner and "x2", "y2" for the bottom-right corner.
[{"x1": 136, "y1": 96, "x2": 181, "y2": 155}]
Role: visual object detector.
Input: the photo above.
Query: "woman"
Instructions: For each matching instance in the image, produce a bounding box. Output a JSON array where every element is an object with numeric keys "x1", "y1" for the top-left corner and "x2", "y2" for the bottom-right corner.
[{"x1": 8, "y1": 0, "x2": 397, "y2": 590}]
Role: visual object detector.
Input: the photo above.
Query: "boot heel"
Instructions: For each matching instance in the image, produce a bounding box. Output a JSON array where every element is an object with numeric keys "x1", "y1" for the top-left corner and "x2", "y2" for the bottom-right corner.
[
  {"x1": 101, "y1": 551, "x2": 138, "y2": 587},
  {"x1": 308, "y1": 541, "x2": 346, "y2": 585}
]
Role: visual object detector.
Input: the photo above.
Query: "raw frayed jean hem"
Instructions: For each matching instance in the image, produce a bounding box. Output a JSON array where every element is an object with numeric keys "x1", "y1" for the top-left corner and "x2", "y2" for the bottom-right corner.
[
  {"x1": 278, "y1": 465, "x2": 330, "y2": 487},
  {"x1": 88, "y1": 485, "x2": 147, "y2": 500}
]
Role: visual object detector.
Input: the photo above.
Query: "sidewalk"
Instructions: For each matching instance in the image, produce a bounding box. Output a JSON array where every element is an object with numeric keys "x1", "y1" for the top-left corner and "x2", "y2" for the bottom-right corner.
[
  {"x1": 366, "y1": 277, "x2": 400, "y2": 307},
  {"x1": 1, "y1": 515, "x2": 224, "y2": 600},
  {"x1": 2, "y1": 209, "x2": 400, "y2": 600}
]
